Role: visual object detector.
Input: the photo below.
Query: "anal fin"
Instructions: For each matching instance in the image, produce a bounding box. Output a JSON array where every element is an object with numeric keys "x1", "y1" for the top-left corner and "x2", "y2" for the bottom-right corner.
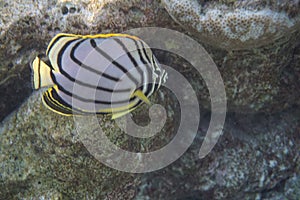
[
  {"x1": 42, "y1": 87, "x2": 77, "y2": 116},
  {"x1": 111, "y1": 108, "x2": 136, "y2": 120}
]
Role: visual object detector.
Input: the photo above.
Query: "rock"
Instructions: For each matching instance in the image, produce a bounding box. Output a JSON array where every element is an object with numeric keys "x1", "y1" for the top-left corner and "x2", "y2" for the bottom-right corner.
[
  {"x1": 135, "y1": 108, "x2": 300, "y2": 199},
  {"x1": 1, "y1": 90, "x2": 299, "y2": 199},
  {"x1": 0, "y1": 79, "x2": 180, "y2": 198},
  {"x1": 284, "y1": 175, "x2": 300, "y2": 200},
  {"x1": 161, "y1": 0, "x2": 300, "y2": 113},
  {"x1": 0, "y1": 0, "x2": 299, "y2": 198},
  {"x1": 0, "y1": 91, "x2": 140, "y2": 199},
  {"x1": 162, "y1": 0, "x2": 300, "y2": 50}
]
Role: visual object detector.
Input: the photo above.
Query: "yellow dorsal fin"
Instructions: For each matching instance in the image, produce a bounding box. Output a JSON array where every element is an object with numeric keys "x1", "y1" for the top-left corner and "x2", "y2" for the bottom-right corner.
[
  {"x1": 31, "y1": 57, "x2": 54, "y2": 89},
  {"x1": 132, "y1": 90, "x2": 150, "y2": 105},
  {"x1": 46, "y1": 33, "x2": 80, "y2": 55},
  {"x1": 46, "y1": 33, "x2": 140, "y2": 56}
]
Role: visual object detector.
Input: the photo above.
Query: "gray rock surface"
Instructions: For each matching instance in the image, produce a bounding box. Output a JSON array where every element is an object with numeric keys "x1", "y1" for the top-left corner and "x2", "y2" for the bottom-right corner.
[
  {"x1": 0, "y1": 91, "x2": 140, "y2": 199},
  {"x1": 162, "y1": 0, "x2": 300, "y2": 50},
  {"x1": 136, "y1": 109, "x2": 300, "y2": 199},
  {"x1": 161, "y1": 0, "x2": 300, "y2": 113},
  {"x1": 1, "y1": 90, "x2": 299, "y2": 199},
  {"x1": 0, "y1": 0, "x2": 299, "y2": 199}
]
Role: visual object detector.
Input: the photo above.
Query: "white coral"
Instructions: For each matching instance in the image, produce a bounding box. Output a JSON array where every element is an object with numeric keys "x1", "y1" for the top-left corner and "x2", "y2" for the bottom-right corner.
[{"x1": 162, "y1": 0, "x2": 298, "y2": 49}]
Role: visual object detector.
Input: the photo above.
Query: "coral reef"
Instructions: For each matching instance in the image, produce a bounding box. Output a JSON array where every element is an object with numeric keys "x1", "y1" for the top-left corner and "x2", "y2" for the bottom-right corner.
[
  {"x1": 0, "y1": 92, "x2": 135, "y2": 198},
  {"x1": 162, "y1": 0, "x2": 300, "y2": 50},
  {"x1": 1, "y1": 90, "x2": 298, "y2": 198},
  {"x1": 0, "y1": 89, "x2": 176, "y2": 198},
  {"x1": 160, "y1": 0, "x2": 300, "y2": 113},
  {"x1": 136, "y1": 109, "x2": 300, "y2": 199},
  {"x1": 0, "y1": 0, "x2": 299, "y2": 198}
]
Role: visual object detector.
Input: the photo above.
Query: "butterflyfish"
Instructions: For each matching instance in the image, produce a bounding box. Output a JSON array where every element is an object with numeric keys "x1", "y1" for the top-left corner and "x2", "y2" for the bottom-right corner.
[{"x1": 31, "y1": 33, "x2": 168, "y2": 119}]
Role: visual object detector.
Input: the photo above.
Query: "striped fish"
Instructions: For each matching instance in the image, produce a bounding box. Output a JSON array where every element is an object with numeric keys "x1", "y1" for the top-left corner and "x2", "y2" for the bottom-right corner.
[{"x1": 31, "y1": 33, "x2": 168, "y2": 119}]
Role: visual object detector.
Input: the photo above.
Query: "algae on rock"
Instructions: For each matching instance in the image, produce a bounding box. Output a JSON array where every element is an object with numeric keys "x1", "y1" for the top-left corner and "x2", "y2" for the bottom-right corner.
[{"x1": 0, "y1": 91, "x2": 138, "y2": 198}]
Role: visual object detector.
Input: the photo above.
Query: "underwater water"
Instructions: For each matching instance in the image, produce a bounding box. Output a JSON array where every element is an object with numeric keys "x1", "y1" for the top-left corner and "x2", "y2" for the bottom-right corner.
[{"x1": 0, "y1": 0, "x2": 300, "y2": 199}]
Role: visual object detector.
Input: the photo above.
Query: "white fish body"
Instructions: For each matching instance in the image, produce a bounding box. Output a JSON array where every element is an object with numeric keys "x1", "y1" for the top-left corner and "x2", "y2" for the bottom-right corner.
[{"x1": 31, "y1": 33, "x2": 167, "y2": 119}]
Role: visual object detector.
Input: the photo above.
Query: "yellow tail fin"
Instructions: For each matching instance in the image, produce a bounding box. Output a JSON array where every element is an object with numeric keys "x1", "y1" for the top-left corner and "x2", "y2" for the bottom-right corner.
[{"x1": 31, "y1": 57, "x2": 54, "y2": 89}]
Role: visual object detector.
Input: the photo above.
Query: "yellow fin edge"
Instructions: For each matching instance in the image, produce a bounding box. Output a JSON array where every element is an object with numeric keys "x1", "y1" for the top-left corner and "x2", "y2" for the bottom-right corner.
[
  {"x1": 46, "y1": 33, "x2": 140, "y2": 55},
  {"x1": 133, "y1": 90, "x2": 150, "y2": 105},
  {"x1": 31, "y1": 57, "x2": 54, "y2": 89},
  {"x1": 42, "y1": 87, "x2": 74, "y2": 116}
]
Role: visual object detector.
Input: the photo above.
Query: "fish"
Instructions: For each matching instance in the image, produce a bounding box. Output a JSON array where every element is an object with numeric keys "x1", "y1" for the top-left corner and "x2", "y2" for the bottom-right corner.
[{"x1": 31, "y1": 33, "x2": 168, "y2": 119}]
